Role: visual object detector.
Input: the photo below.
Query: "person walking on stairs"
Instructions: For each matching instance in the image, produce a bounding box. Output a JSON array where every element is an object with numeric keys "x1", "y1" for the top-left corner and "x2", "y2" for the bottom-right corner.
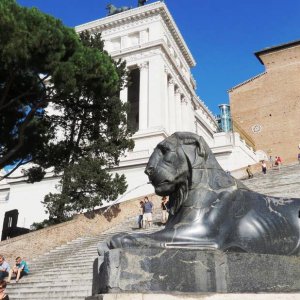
[
  {"x1": 261, "y1": 160, "x2": 267, "y2": 175},
  {"x1": 246, "y1": 165, "x2": 253, "y2": 179},
  {"x1": 138, "y1": 200, "x2": 144, "y2": 229},
  {"x1": 161, "y1": 196, "x2": 169, "y2": 224},
  {"x1": 143, "y1": 196, "x2": 153, "y2": 228}
]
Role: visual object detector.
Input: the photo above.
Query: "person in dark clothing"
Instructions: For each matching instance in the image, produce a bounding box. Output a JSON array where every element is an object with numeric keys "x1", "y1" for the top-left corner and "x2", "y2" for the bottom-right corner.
[
  {"x1": 143, "y1": 196, "x2": 153, "y2": 228},
  {"x1": 161, "y1": 196, "x2": 169, "y2": 224},
  {"x1": 261, "y1": 160, "x2": 267, "y2": 174},
  {"x1": 138, "y1": 200, "x2": 144, "y2": 229},
  {"x1": 0, "y1": 280, "x2": 9, "y2": 300},
  {"x1": 246, "y1": 165, "x2": 253, "y2": 179}
]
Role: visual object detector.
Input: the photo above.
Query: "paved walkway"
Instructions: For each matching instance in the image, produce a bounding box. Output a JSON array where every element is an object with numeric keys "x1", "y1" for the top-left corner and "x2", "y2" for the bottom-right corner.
[
  {"x1": 243, "y1": 163, "x2": 300, "y2": 198},
  {"x1": 90, "y1": 293, "x2": 300, "y2": 300}
]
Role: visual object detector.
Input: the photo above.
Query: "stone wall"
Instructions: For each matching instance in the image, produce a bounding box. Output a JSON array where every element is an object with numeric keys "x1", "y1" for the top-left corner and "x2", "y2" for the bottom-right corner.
[
  {"x1": 229, "y1": 43, "x2": 300, "y2": 164},
  {"x1": 0, "y1": 194, "x2": 161, "y2": 264}
]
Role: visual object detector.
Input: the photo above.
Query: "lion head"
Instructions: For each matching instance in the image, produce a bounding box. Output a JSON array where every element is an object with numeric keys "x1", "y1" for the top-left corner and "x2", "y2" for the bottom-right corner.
[{"x1": 145, "y1": 132, "x2": 235, "y2": 214}]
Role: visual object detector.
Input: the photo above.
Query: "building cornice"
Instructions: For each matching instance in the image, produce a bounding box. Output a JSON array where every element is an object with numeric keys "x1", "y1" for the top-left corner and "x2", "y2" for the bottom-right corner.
[
  {"x1": 75, "y1": 1, "x2": 196, "y2": 67},
  {"x1": 110, "y1": 39, "x2": 195, "y2": 97},
  {"x1": 110, "y1": 39, "x2": 216, "y2": 128},
  {"x1": 255, "y1": 39, "x2": 300, "y2": 65}
]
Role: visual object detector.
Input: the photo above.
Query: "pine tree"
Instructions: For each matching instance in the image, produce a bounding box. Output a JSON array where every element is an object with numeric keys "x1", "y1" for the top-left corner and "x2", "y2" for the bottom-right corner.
[{"x1": 0, "y1": 0, "x2": 134, "y2": 224}]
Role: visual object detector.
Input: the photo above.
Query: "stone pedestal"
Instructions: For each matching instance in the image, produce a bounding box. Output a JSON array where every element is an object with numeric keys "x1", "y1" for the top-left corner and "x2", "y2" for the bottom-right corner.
[{"x1": 96, "y1": 248, "x2": 300, "y2": 295}]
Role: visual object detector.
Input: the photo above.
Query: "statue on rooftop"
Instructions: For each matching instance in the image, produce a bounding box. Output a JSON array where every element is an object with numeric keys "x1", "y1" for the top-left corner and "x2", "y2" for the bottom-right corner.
[
  {"x1": 138, "y1": 0, "x2": 148, "y2": 6},
  {"x1": 106, "y1": 4, "x2": 131, "y2": 16}
]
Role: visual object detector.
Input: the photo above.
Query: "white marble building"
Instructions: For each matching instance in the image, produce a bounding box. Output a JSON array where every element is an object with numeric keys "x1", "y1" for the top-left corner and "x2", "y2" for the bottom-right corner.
[
  {"x1": 75, "y1": 1, "x2": 220, "y2": 199},
  {"x1": 0, "y1": 1, "x2": 258, "y2": 237}
]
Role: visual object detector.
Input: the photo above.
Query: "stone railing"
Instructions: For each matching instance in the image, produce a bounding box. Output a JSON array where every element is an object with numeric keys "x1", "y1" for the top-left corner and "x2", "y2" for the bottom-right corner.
[
  {"x1": 232, "y1": 119, "x2": 256, "y2": 150},
  {"x1": 0, "y1": 194, "x2": 161, "y2": 264}
]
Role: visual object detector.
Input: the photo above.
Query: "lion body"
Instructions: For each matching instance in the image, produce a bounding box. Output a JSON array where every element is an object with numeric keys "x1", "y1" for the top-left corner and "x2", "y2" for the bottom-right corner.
[
  {"x1": 161, "y1": 188, "x2": 300, "y2": 255},
  {"x1": 108, "y1": 132, "x2": 300, "y2": 256}
]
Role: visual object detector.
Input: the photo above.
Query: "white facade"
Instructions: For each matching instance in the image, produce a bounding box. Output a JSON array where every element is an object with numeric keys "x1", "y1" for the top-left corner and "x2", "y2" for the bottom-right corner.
[
  {"x1": 213, "y1": 132, "x2": 258, "y2": 171},
  {"x1": 74, "y1": 1, "x2": 219, "y2": 201},
  {"x1": 0, "y1": 173, "x2": 59, "y2": 232},
  {"x1": 0, "y1": 2, "x2": 258, "y2": 237}
]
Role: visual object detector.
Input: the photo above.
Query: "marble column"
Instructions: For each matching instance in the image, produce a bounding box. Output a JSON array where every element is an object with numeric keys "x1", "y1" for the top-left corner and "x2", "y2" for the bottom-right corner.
[
  {"x1": 138, "y1": 62, "x2": 149, "y2": 131},
  {"x1": 175, "y1": 88, "x2": 182, "y2": 131},
  {"x1": 180, "y1": 97, "x2": 187, "y2": 131},
  {"x1": 163, "y1": 67, "x2": 169, "y2": 132},
  {"x1": 168, "y1": 78, "x2": 176, "y2": 134},
  {"x1": 121, "y1": 36, "x2": 128, "y2": 49},
  {"x1": 189, "y1": 99, "x2": 196, "y2": 132}
]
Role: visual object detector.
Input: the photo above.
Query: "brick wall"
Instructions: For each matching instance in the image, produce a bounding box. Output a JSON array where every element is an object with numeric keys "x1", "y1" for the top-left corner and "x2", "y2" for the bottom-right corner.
[{"x1": 229, "y1": 43, "x2": 300, "y2": 164}]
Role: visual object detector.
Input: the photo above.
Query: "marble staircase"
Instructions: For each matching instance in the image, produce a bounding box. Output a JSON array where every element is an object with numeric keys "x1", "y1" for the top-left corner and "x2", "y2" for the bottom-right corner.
[
  {"x1": 243, "y1": 163, "x2": 300, "y2": 198},
  {"x1": 5, "y1": 216, "x2": 161, "y2": 300}
]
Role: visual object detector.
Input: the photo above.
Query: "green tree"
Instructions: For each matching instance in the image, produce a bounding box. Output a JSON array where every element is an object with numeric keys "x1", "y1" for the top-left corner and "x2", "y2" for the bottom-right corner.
[
  {"x1": 0, "y1": 0, "x2": 134, "y2": 223},
  {"x1": 0, "y1": 0, "x2": 80, "y2": 174},
  {"x1": 42, "y1": 32, "x2": 133, "y2": 223}
]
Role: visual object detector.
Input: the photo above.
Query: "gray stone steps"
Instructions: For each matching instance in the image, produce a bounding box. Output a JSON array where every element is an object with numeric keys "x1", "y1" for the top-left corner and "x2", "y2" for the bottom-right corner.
[
  {"x1": 244, "y1": 163, "x2": 300, "y2": 198},
  {"x1": 10, "y1": 298, "x2": 83, "y2": 300},
  {"x1": 25, "y1": 270, "x2": 94, "y2": 277},
  {"x1": 9, "y1": 271, "x2": 94, "y2": 280},
  {"x1": 8, "y1": 290, "x2": 91, "y2": 298},
  {"x1": 8, "y1": 286, "x2": 90, "y2": 293},
  {"x1": 6, "y1": 215, "x2": 161, "y2": 300},
  {"x1": 30, "y1": 259, "x2": 96, "y2": 269},
  {"x1": 11, "y1": 298, "x2": 86, "y2": 300},
  {"x1": 7, "y1": 278, "x2": 92, "y2": 285}
]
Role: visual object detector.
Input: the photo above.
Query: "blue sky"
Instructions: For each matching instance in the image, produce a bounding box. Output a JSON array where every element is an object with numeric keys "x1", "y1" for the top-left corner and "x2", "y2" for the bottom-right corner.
[{"x1": 17, "y1": 0, "x2": 300, "y2": 115}]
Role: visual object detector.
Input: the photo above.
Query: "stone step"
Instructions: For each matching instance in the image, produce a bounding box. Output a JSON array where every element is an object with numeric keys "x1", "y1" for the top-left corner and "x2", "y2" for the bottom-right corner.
[
  {"x1": 48, "y1": 245, "x2": 97, "y2": 251},
  {"x1": 11, "y1": 298, "x2": 84, "y2": 300},
  {"x1": 32, "y1": 253, "x2": 97, "y2": 260},
  {"x1": 243, "y1": 163, "x2": 300, "y2": 198},
  {"x1": 8, "y1": 287, "x2": 90, "y2": 295},
  {"x1": 7, "y1": 282, "x2": 91, "y2": 289},
  {"x1": 4, "y1": 214, "x2": 182, "y2": 299},
  {"x1": 24, "y1": 270, "x2": 94, "y2": 277},
  {"x1": 8, "y1": 290, "x2": 90, "y2": 298},
  {"x1": 7, "y1": 278, "x2": 92, "y2": 286},
  {"x1": 29, "y1": 259, "x2": 96, "y2": 270},
  {"x1": 6, "y1": 225, "x2": 160, "y2": 300}
]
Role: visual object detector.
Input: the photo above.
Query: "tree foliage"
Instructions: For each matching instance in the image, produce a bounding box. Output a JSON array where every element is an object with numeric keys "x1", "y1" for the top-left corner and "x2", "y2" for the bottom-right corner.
[
  {"x1": 0, "y1": 0, "x2": 134, "y2": 223},
  {"x1": 0, "y1": 0, "x2": 79, "y2": 171}
]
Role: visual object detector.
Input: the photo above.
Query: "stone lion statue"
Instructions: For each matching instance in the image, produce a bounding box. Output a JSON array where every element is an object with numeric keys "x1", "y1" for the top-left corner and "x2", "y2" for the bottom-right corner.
[{"x1": 102, "y1": 132, "x2": 300, "y2": 255}]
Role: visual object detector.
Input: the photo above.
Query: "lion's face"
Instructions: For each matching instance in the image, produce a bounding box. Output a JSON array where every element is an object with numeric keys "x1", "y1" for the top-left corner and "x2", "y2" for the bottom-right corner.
[{"x1": 145, "y1": 137, "x2": 189, "y2": 196}]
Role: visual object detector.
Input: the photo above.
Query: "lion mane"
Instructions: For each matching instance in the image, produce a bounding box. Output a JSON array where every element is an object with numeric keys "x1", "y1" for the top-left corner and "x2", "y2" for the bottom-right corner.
[{"x1": 145, "y1": 132, "x2": 238, "y2": 214}]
